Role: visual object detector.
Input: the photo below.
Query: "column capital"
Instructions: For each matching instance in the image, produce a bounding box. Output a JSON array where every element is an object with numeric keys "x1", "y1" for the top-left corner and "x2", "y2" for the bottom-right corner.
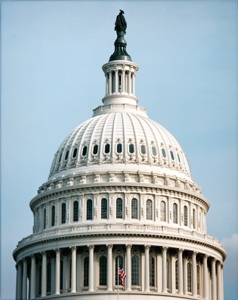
[
  {"x1": 126, "y1": 244, "x2": 132, "y2": 249},
  {"x1": 162, "y1": 246, "x2": 168, "y2": 252},
  {"x1": 106, "y1": 244, "x2": 113, "y2": 249},
  {"x1": 88, "y1": 244, "x2": 94, "y2": 250},
  {"x1": 144, "y1": 245, "x2": 151, "y2": 250},
  {"x1": 71, "y1": 246, "x2": 77, "y2": 251},
  {"x1": 178, "y1": 248, "x2": 184, "y2": 254}
]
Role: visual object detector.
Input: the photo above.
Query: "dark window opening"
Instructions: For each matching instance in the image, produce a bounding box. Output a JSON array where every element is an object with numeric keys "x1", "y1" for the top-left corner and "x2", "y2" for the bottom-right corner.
[
  {"x1": 162, "y1": 148, "x2": 166, "y2": 158},
  {"x1": 152, "y1": 146, "x2": 157, "y2": 156},
  {"x1": 170, "y1": 151, "x2": 175, "y2": 160},
  {"x1": 82, "y1": 146, "x2": 87, "y2": 157},
  {"x1": 65, "y1": 151, "x2": 69, "y2": 160},
  {"x1": 93, "y1": 144, "x2": 98, "y2": 155},
  {"x1": 73, "y1": 148, "x2": 78, "y2": 158},
  {"x1": 105, "y1": 143, "x2": 110, "y2": 154},
  {"x1": 117, "y1": 143, "x2": 122, "y2": 153},
  {"x1": 141, "y1": 145, "x2": 146, "y2": 154},
  {"x1": 129, "y1": 144, "x2": 134, "y2": 154}
]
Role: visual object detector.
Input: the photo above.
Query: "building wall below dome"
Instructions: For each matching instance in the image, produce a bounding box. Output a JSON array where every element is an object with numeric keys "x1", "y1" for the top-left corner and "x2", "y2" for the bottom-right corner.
[{"x1": 15, "y1": 239, "x2": 224, "y2": 300}]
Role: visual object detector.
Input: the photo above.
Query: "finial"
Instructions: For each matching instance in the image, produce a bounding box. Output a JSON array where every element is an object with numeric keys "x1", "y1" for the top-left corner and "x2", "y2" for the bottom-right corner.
[{"x1": 109, "y1": 10, "x2": 132, "y2": 61}]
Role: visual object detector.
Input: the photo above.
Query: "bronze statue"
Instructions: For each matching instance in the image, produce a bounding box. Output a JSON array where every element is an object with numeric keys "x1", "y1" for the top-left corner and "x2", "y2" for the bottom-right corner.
[{"x1": 115, "y1": 10, "x2": 127, "y2": 37}]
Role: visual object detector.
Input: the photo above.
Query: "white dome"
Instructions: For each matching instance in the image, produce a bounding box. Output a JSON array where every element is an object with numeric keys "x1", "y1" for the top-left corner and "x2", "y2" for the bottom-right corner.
[{"x1": 49, "y1": 109, "x2": 192, "y2": 181}]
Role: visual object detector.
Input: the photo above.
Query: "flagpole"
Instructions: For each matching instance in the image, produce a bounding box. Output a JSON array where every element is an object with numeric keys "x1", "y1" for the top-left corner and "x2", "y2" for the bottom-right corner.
[{"x1": 117, "y1": 256, "x2": 119, "y2": 300}]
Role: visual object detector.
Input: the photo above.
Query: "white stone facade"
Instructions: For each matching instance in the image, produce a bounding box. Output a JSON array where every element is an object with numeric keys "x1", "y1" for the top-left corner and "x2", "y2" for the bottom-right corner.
[{"x1": 13, "y1": 25, "x2": 225, "y2": 300}]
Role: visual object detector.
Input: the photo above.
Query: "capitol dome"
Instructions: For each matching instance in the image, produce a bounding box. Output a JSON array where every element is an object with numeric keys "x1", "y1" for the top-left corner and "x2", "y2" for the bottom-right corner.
[{"x1": 13, "y1": 11, "x2": 225, "y2": 300}]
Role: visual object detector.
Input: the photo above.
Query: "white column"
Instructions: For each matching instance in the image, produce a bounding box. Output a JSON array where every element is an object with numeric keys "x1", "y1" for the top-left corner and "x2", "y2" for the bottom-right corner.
[
  {"x1": 55, "y1": 249, "x2": 60, "y2": 295},
  {"x1": 16, "y1": 262, "x2": 22, "y2": 300},
  {"x1": 126, "y1": 244, "x2": 132, "y2": 291},
  {"x1": 41, "y1": 252, "x2": 47, "y2": 297},
  {"x1": 162, "y1": 247, "x2": 167, "y2": 293},
  {"x1": 178, "y1": 249, "x2": 183, "y2": 295},
  {"x1": 157, "y1": 252, "x2": 162, "y2": 293},
  {"x1": 71, "y1": 247, "x2": 77, "y2": 293},
  {"x1": 115, "y1": 70, "x2": 118, "y2": 93},
  {"x1": 22, "y1": 258, "x2": 27, "y2": 300},
  {"x1": 221, "y1": 264, "x2": 224, "y2": 300},
  {"x1": 212, "y1": 259, "x2": 217, "y2": 300},
  {"x1": 109, "y1": 72, "x2": 112, "y2": 95},
  {"x1": 122, "y1": 69, "x2": 125, "y2": 93},
  {"x1": 217, "y1": 261, "x2": 222, "y2": 300},
  {"x1": 145, "y1": 245, "x2": 150, "y2": 292},
  {"x1": 192, "y1": 252, "x2": 197, "y2": 296},
  {"x1": 132, "y1": 73, "x2": 136, "y2": 95},
  {"x1": 183, "y1": 258, "x2": 187, "y2": 295},
  {"x1": 203, "y1": 255, "x2": 208, "y2": 300},
  {"x1": 105, "y1": 73, "x2": 108, "y2": 95},
  {"x1": 107, "y1": 245, "x2": 113, "y2": 291},
  {"x1": 89, "y1": 245, "x2": 94, "y2": 292},
  {"x1": 30, "y1": 255, "x2": 36, "y2": 299}
]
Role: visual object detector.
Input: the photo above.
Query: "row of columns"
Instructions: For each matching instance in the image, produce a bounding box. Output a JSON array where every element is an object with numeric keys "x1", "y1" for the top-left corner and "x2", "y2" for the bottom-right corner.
[
  {"x1": 16, "y1": 245, "x2": 224, "y2": 300},
  {"x1": 105, "y1": 69, "x2": 136, "y2": 96}
]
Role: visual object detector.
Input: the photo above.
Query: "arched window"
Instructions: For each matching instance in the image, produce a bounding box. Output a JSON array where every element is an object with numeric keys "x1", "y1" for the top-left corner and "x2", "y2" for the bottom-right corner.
[
  {"x1": 187, "y1": 262, "x2": 192, "y2": 293},
  {"x1": 193, "y1": 208, "x2": 196, "y2": 229},
  {"x1": 115, "y1": 255, "x2": 123, "y2": 285},
  {"x1": 61, "y1": 203, "x2": 66, "y2": 224},
  {"x1": 131, "y1": 198, "x2": 138, "y2": 219},
  {"x1": 173, "y1": 203, "x2": 178, "y2": 224},
  {"x1": 149, "y1": 256, "x2": 155, "y2": 287},
  {"x1": 146, "y1": 199, "x2": 153, "y2": 220},
  {"x1": 99, "y1": 256, "x2": 107, "y2": 285},
  {"x1": 51, "y1": 205, "x2": 55, "y2": 226},
  {"x1": 84, "y1": 257, "x2": 89, "y2": 287},
  {"x1": 87, "y1": 199, "x2": 93, "y2": 220},
  {"x1": 131, "y1": 256, "x2": 139, "y2": 286},
  {"x1": 160, "y1": 201, "x2": 166, "y2": 222},
  {"x1": 101, "y1": 198, "x2": 107, "y2": 219},
  {"x1": 116, "y1": 198, "x2": 122, "y2": 219},
  {"x1": 184, "y1": 206, "x2": 188, "y2": 226},
  {"x1": 47, "y1": 261, "x2": 51, "y2": 293},
  {"x1": 73, "y1": 201, "x2": 79, "y2": 222},
  {"x1": 175, "y1": 260, "x2": 178, "y2": 290},
  {"x1": 43, "y1": 208, "x2": 46, "y2": 229}
]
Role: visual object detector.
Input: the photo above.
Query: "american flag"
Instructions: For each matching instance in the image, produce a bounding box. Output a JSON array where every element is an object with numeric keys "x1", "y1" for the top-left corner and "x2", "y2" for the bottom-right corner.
[{"x1": 118, "y1": 265, "x2": 126, "y2": 286}]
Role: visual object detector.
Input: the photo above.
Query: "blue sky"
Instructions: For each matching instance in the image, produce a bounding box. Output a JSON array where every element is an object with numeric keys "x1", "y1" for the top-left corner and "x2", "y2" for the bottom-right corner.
[{"x1": 1, "y1": 1, "x2": 238, "y2": 299}]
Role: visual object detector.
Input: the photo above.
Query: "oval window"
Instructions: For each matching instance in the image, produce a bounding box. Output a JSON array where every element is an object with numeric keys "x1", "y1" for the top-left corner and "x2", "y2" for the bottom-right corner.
[
  {"x1": 152, "y1": 146, "x2": 157, "y2": 156},
  {"x1": 177, "y1": 154, "x2": 181, "y2": 162},
  {"x1": 162, "y1": 148, "x2": 166, "y2": 158},
  {"x1": 82, "y1": 146, "x2": 87, "y2": 157},
  {"x1": 141, "y1": 145, "x2": 146, "y2": 154},
  {"x1": 72, "y1": 148, "x2": 78, "y2": 158},
  {"x1": 129, "y1": 144, "x2": 134, "y2": 154},
  {"x1": 105, "y1": 143, "x2": 110, "y2": 154},
  {"x1": 117, "y1": 143, "x2": 122, "y2": 153},
  {"x1": 93, "y1": 144, "x2": 98, "y2": 155},
  {"x1": 170, "y1": 151, "x2": 174, "y2": 160},
  {"x1": 65, "y1": 150, "x2": 69, "y2": 160}
]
